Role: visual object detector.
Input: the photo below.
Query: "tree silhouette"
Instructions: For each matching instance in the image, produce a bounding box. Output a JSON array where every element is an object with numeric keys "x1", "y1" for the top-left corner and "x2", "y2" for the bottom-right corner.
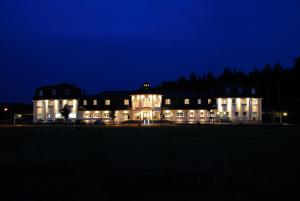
[{"x1": 60, "y1": 104, "x2": 71, "y2": 124}]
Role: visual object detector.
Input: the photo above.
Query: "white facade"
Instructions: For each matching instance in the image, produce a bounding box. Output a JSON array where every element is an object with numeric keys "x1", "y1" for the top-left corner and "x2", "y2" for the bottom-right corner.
[{"x1": 33, "y1": 99, "x2": 79, "y2": 123}]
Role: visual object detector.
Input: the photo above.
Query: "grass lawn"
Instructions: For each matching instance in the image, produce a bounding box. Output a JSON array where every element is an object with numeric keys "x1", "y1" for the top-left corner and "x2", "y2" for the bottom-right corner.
[{"x1": 0, "y1": 125, "x2": 299, "y2": 201}]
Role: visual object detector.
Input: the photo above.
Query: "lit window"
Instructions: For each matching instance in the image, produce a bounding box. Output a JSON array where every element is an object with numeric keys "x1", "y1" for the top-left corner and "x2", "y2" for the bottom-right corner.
[
  {"x1": 208, "y1": 99, "x2": 212, "y2": 104},
  {"x1": 197, "y1": 99, "x2": 201, "y2": 104},
  {"x1": 39, "y1": 90, "x2": 43, "y2": 97},
  {"x1": 200, "y1": 111, "x2": 205, "y2": 117},
  {"x1": 252, "y1": 99, "x2": 258, "y2": 105},
  {"x1": 176, "y1": 112, "x2": 184, "y2": 117},
  {"x1": 105, "y1": 99, "x2": 110, "y2": 105},
  {"x1": 103, "y1": 112, "x2": 110, "y2": 118},
  {"x1": 241, "y1": 99, "x2": 247, "y2": 105},
  {"x1": 164, "y1": 112, "x2": 171, "y2": 118},
  {"x1": 37, "y1": 101, "x2": 43, "y2": 107},
  {"x1": 65, "y1": 89, "x2": 70, "y2": 96},
  {"x1": 143, "y1": 97, "x2": 151, "y2": 107},
  {"x1": 68, "y1": 100, "x2": 73, "y2": 105},
  {"x1": 52, "y1": 89, "x2": 56, "y2": 96},
  {"x1": 165, "y1": 99, "x2": 171, "y2": 105},
  {"x1": 93, "y1": 113, "x2": 101, "y2": 118},
  {"x1": 83, "y1": 100, "x2": 87, "y2": 106},
  {"x1": 184, "y1": 99, "x2": 189, "y2": 105},
  {"x1": 189, "y1": 112, "x2": 194, "y2": 118},
  {"x1": 124, "y1": 99, "x2": 129, "y2": 105},
  {"x1": 122, "y1": 112, "x2": 129, "y2": 119},
  {"x1": 93, "y1": 99, "x2": 97, "y2": 105},
  {"x1": 222, "y1": 99, "x2": 227, "y2": 104}
]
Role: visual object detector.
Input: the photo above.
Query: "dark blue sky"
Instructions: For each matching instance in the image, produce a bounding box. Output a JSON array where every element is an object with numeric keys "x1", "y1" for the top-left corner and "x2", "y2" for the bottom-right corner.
[{"x1": 1, "y1": 0, "x2": 300, "y2": 102}]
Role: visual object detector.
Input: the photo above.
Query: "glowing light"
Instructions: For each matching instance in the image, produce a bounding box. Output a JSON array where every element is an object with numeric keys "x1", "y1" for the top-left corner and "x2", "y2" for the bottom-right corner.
[
  {"x1": 4, "y1": 108, "x2": 8, "y2": 112},
  {"x1": 283, "y1": 112, "x2": 288, "y2": 117}
]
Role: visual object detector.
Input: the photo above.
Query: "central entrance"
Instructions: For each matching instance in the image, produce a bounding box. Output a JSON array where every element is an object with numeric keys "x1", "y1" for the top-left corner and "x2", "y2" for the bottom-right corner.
[{"x1": 141, "y1": 108, "x2": 152, "y2": 120}]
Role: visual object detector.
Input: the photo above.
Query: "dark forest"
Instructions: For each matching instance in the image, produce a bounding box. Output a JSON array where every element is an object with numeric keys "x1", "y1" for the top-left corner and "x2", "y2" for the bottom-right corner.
[{"x1": 157, "y1": 57, "x2": 300, "y2": 123}]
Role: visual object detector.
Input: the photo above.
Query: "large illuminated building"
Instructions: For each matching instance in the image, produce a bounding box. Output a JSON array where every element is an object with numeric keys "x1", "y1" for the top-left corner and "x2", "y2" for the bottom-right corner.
[{"x1": 33, "y1": 83, "x2": 262, "y2": 124}]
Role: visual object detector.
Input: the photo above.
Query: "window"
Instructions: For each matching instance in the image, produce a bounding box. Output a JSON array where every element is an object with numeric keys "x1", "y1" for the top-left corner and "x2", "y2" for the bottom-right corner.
[
  {"x1": 235, "y1": 112, "x2": 239, "y2": 116},
  {"x1": 52, "y1": 89, "x2": 56, "y2": 96},
  {"x1": 93, "y1": 113, "x2": 101, "y2": 118},
  {"x1": 251, "y1": 88, "x2": 256, "y2": 95},
  {"x1": 197, "y1": 99, "x2": 201, "y2": 104},
  {"x1": 37, "y1": 101, "x2": 43, "y2": 107},
  {"x1": 189, "y1": 112, "x2": 194, "y2": 118},
  {"x1": 122, "y1": 113, "x2": 129, "y2": 119},
  {"x1": 243, "y1": 112, "x2": 247, "y2": 116},
  {"x1": 103, "y1": 112, "x2": 110, "y2": 118},
  {"x1": 143, "y1": 97, "x2": 151, "y2": 107},
  {"x1": 200, "y1": 111, "x2": 205, "y2": 117},
  {"x1": 232, "y1": 99, "x2": 236, "y2": 104},
  {"x1": 225, "y1": 87, "x2": 231, "y2": 95},
  {"x1": 105, "y1": 99, "x2": 110, "y2": 105},
  {"x1": 165, "y1": 99, "x2": 171, "y2": 105},
  {"x1": 39, "y1": 90, "x2": 43, "y2": 97},
  {"x1": 176, "y1": 112, "x2": 184, "y2": 117},
  {"x1": 48, "y1": 100, "x2": 54, "y2": 107},
  {"x1": 238, "y1": 88, "x2": 243, "y2": 94},
  {"x1": 164, "y1": 112, "x2": 171, "y2": 118},
  {"x1": 83, "y1": 100, "x2": 87, "y2": 106},
  {"x1": 59, "y1": 100, "x2": 63, "y2": 107},
  {"x1": 68, "y1": 100, "x2": 73, "y2": 105},
  {"x1": 241, "y1": 99, "x2": 247, "y2": 105},
  {"x1": 252, "y1": 99, "x2": 258, "y2": 105},
  {"x1": 93, "y1": 99, "x2": 97, "y2": 105},
  {"x1": 124, "y1": 99, "x2": 129, "y2": 105},
  {"x1": 222, "y1": 99, "x2": 227, "y2": 105},
  {"x1": 252, "y1": 112, "x2": 258, "y2": 117},
  {"x1": 65, "y1": 89, "x2": 70, "y2": 96},
  {"x1": 208, "y1": 99, "x2": 212, "y2": 104},
  {"x1": 84, "y1": 112, "x2": 92, "y2": 118},
  {"x1": 184, "y1": 99, "x2": 189, "y2": 105},
  {"x1": 226, "y1": 112, "x2": 229, "y2": 116}
]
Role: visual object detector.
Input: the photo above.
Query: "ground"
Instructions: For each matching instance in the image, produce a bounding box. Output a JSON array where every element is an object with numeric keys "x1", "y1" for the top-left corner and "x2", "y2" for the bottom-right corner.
[{"x1": 0, "y1": 125, "x2": 299, "y2": 201}]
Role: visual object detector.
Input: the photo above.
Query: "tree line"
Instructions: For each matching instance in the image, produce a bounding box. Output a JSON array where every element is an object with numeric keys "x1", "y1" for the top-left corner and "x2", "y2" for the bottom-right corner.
[{"x1": 156, "y1": 57, "x2": 300, "y2": 123}]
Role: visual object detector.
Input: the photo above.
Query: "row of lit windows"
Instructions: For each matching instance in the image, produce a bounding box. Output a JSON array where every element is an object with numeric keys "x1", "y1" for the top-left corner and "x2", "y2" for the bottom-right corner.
[
  {"x1": 222, "y1": 112, "x2": 258, "y2": 117},
  {"x1": 165, "y1": 98, "x2": 212, "y2": 105},
  {"x1": 83, "y1": 99, "x2": 130, "y2": 106},
  {"x1": 221, "y1": 98, "x2": 258, "y2": 105}
]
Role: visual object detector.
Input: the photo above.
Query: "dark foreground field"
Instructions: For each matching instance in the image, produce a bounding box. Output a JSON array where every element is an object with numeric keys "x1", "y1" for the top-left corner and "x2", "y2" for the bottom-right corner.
[{"x1": 0, "y1": 125, "x2": 300, "y2": 201}]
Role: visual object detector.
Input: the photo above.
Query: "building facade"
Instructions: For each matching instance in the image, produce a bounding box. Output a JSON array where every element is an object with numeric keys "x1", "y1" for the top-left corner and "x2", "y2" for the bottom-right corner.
[{"x1": 33, "y1": 83, "x2": 262, "y2": 124}]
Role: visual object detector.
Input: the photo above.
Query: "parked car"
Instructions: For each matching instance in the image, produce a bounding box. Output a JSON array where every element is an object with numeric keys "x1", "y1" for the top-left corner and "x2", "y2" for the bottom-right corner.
[
  {"x1": 75, "y1": 119, "x2": 86, "y2": 125},
  {"x1": 54, "y1": 119, "x2": 65, "y2": 125},
  {"x1": 94, "y1": 119, "x2": 105, "y2": 125},
  {"x1": 43, "y1": 119, "x2": 54, "y2": 125}
]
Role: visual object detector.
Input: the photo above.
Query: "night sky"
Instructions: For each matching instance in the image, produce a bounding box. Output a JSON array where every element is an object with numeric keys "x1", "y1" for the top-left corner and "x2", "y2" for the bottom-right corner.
[{"x1": 1, "y1": 0, "x2": 300, "y2": 103}]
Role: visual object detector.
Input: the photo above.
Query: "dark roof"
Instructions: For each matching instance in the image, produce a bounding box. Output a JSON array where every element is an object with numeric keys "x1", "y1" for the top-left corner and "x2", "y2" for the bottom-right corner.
[
  {"x1": 213, "y1": 85, "x2": 261, "y2": 98},
  {"x1": 33, "y1": 83, "x2": 85, "y2": 100}
]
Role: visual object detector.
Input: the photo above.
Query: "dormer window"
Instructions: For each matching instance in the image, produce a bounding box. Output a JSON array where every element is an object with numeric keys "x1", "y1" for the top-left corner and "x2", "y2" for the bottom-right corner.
[
  {"x1": 184, "y1": 99, "x2": 190, "y2": 105},
  {"x1": 52, "y1": 89, "x2": 56, "y2": 96},
  {"x1": 83, "y1": 100, "x2": 87, "y2": 106},
  {"x1": 105, "y1": 99, "x2": 111, "y2": 105},
  {"x1": 39, "y1": 90, "x2": 43, "y2": 97},
  {"x1": 124, "y1": 99, "x2": 129, "y2": 105},
  {"x1": 238, "y1": 88, "x2": 243, "y2": 95},
  {"x1": 197, "y1": 99, "x2": 201, "y2": 104},
  {"x1": 225, "y1": 87, "x2": 231, "y2": 95},
  {"x1": 93, "y1": 99, "x2": 97, "y2": 105},
  {"x1": 251, "y1": 88, "x2": 256, "y2": 95},
  {"x1": 208, "y1": 99, "x2": 212, "y2": 104},
  {"x1": 165, "y1": 99, "x2": 171, "y2": 105},
  {"x1": 65, "y1": 89, "x2": 70, "y2": 96}
]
